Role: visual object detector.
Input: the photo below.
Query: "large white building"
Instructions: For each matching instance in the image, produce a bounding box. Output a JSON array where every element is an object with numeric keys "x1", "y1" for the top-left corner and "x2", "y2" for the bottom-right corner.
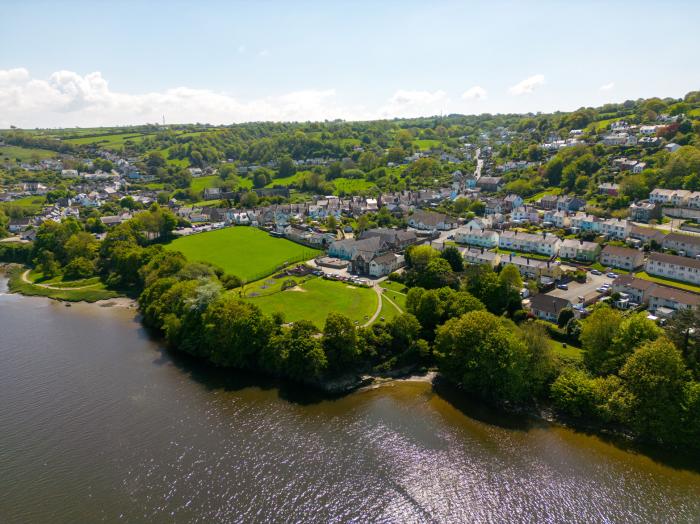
[
  {"x1": 498, "y1": 230, "x2": 561, "y2": 256},
  {"x1": 646, "y1": 252, "x2": 700, "y2": 285}
]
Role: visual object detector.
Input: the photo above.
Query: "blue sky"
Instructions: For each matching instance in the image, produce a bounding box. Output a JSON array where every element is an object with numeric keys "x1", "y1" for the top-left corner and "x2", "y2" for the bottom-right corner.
[{"x1": 1, "y1": 0, "x2": 699, "y2": 127}]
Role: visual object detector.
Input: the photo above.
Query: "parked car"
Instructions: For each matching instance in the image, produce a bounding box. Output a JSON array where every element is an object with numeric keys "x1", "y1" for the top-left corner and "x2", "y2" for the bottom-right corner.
[
  {"x1": 606, "y1": 272, "x2": 618, "y2": 278},
  {"x1": 590, "y1": 269, "x2": 602, "y2": 275},
  {"x1": 557, "y1": 284, "x2": 568, "y2": 290}
]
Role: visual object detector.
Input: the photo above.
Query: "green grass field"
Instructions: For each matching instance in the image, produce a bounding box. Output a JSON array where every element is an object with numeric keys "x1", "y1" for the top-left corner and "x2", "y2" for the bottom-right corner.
[
  {"x1": 332, "y1": 177, "x2": 376, "y2": 194},
  {"x1": 379, "y1": 281, "x2": 408, "y2": 309},
  {"x1": 413, "y1": 139, "x2": 441, "y2": 150},
  {"x1": 635, "y1": 271, "x2": 700, "y2": 294},
  {"x1": 64, "y1": 132, "x2": 147, "y2": 149},
  {"x1": 191, "y1": 175, "x2": 252, "y2": 193},
  {"x1": 166, "y1": 226, "x2": 321, "y2": 281},
  {"x1": 246, "y1": 277, "x2": 378, "y2": 328},
  {"x1": 0, "y1": 145, "x2": 57, "y2": 163},
  {"x1": 550, "y1": 339, "x2": 583, "y2": 362},
  {"x1": 0, "y1": 196, "x2": 46, "y2": 214},
  {"x1": 376, "y1": 295, "x2": 402, "y2": 323}
]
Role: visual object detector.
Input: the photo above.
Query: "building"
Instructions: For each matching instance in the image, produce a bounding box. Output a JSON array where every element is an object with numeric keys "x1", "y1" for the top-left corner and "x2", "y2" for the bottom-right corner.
[
  {"x1": 368, "y1": 253, "x2": 405, "y2": 277},
  {"x1": 628, "y1": 201, "x2": 660, "y2": 223},
  {"x1": 407, "y1": 210, "x2": 457, "y2": 231},
  {"x1": 454, "y1": 228, "x2": 499, "y2": 248},
  {"x1": 600, "y1": 245, "x2": 644, "y2": 270},
  {"x1": 476, "y1": 176, "x2": 504, "y2": 192},
  {"x1": 611, "y1": 275, "x2": 657, "y2": 305},
  {"x1": 646, "y1": 252, "x2": 700, "y2": 285},
  {"x1": 463, "y1": 248, "x2": 501, "y2": 268},
  {"x1": 328, "y1": 236, "x2": 388, "y2": 261},
  {"x1": 528, "y1": 294, "x2": 572, "y2": 323},
  {"x1": 498, "y1": 230, "x2": 561, "y2": 256},
  {"x1": 648, "y1": 286, "x2": 700, "y2": 317},
  {"x1": 358, "y1": 228, "x2": 417, "y2": 250},
  {"x1": 600, "y1": 218, "x2": 630, "y2": 240},
  {"x1": 598, "y1": 183, "x2": 620, "y2": 196},
  {"x1": 662, "y1": 232, "x2": 700, "y2": 258},
  {"x1": 559, "y1": 239, "x2": 601, "y2": 262},
  {"x1": 556, "y1": 196, "x2": 586, "y2": 213},
  {"x1": 501, "y1": 254, "x2": 563, "y2": 280},
  {"x1": 629, "y1": 225, "x2": 667, "y2": 246},
  {"x1": 538, "y1": 194, "x2": 559, "y2": 210}
]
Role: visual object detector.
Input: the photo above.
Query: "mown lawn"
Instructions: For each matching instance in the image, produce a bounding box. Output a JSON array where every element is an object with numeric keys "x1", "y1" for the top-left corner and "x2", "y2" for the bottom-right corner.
[
  {"x1": 379, "y1": 281, "x2": 408, "y2": 309},
  {"x1": 413, "y1": 139, "x2": 441, "y2": 150},
  {"x1": 635, "y1": 271, "x2": 700, "y2": 294},
  {"x1": 375, "y1": 295, "x2": 402, "y2": 323},
  {"x1": 166, "y1": 226, "x2": 320, "y2": 281},
  {"x1": 246, "y1": 277, "x2": 378, "y2": 328}
]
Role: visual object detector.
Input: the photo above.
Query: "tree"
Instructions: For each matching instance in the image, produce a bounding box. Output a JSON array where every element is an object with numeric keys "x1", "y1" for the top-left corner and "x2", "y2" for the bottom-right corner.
[
  {"x1": 616, "y1": 338, "x2": 690, "y2": 444},
  {"x1": 436, "y1": 310, "x2": 530, "y2": 402},
  {"x1": 519, "y1": 321, "x2": 556, "y2": 394},
  {"x1": 281, "y1": 321, "x2": 328, "y2": 382},
  {"x1": 64, "y1": 231, "x2": 98, "y2": 262},
  {"x1": 580, "y1": 305, "x2": 623, "y2": 375},
  {"x1": 240, "y1": 191, "x2": 259, "y2": 208},
  {"x1": 440, "y1": 245, "x2": 464, "y2": 272},
  {"x1": 356, "y1": 214, "x2": 369, "y2": 233},
  {"x1": 323, "y1": 313, "x2": 358, "y2": 374},
  {"x1": 63, "y1": 256, "x2": 96, "y2": 279},
  {"x1": 498, "y1": 264, "x2": 522, "y2": 292},
  {"x1": 417, "y1": 257, "x2": 455, "y2": 289},
  {"x1": 557, "y1": 308, "x2": 575, "y2": 329},
  {"x1": 326, "y1": 215, "x2": 337, "y2": 232},
  {"x1": 278, "y1": 156, "x2": 296, "y2": 178},
  {"x1": 608, "y1": 313, "x2": 662, "y2": 373},
  {"x1": 253, "y1": 170, "x2": 270, "y2": 188}
]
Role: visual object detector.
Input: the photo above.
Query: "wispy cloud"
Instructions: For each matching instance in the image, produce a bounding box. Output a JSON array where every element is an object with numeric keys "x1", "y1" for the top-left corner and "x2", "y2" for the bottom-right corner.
[
  {"x1": 599, "y1": 81, "x2": 615, "y2": 91},
  {"x1": 462, "y1": 86, "x2": 487, "y2": 100},
  {"x1": 258, "y1": 49, "x2": 270, "y2": 57},
  {"x1": 509, "y1": 74, "x2": 545, "y2": 95},
  {"x1": 379, "y1": 89, "x2": 448, "y2": 118},
  {"x1": 237, "y1": 45, "x2": 246, "y2": 54}
]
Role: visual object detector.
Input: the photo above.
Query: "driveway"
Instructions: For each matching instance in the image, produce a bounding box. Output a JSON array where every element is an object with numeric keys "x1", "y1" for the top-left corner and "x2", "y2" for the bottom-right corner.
[{"x1": 547, "y1": 271, "x2": 611, "y2": 305}]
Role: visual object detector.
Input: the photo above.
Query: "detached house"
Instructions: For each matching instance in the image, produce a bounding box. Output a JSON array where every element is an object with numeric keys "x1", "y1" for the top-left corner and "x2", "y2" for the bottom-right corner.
[
  {"x1": 463, "y1": 248, "x2": 501, "y2": 268},
  {"x1": 368, "y1": 253, "x2": 405, "y2": 277},
  {"x1": 328, "y1": 236, "x2": 388, "y2": 261},
  {"x1": 528, "y1": 294, "x2": 572, "y2": 323}
]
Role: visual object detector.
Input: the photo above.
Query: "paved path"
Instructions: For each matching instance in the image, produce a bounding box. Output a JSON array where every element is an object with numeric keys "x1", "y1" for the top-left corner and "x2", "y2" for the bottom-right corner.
[
  {"x1": 21, "y1": 270, "x2": 100, "y2": 291},
  {"x1": 362, "y1": 285, "x2": 384, "y2": 327}
]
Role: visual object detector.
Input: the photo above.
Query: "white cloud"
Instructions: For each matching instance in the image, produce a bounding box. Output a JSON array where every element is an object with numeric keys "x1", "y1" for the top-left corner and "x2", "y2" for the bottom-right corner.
[
  {"x1": 462, "y1": 86, "x2": 487, "y2": 100},
  {"x1": 509, "y1": 74, "x2": 545, "y2": 95},
  {"x1": 237, "y1": 45, "x2": 246, "y2": 54},
  {"x1": 600, "y1": 81, "x2": 615, "y2": 91},
  {"x1": 0, "y1": 68, "x2": 372, "y2": 128},
  {"x1": 379, "y1": 89, "x2": 448, "y2": 118},
  {"x1": 258, "y1": 49, "x2": 270, "y2": 57}
]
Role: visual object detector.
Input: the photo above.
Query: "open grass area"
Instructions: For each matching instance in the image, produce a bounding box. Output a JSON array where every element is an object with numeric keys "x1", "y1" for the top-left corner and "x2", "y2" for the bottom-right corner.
[
  {"x1": 525, "y1": 188, "x2": 562, "y2": 203},
  {"x1": 0, "y1": 195, "x2": 46, "y2": 214},
  {"x1": 64, "y1": 132, "x2": 148, "y2": 149},
  {"x1": 246, "y1": 276, "x2": 378, "y2": 328},
  {"x1": 166, "y1": 226, "x2": 320, "y2": 281},
  {"x1": 191, "y1": 174, "x2": 252, "y2": 193},
  {"x1": 413, "y1": 139, "x2": 441, "y2": 150},
  {"x1": 379, "y1": 281, "x2": 408, "y2": 309},
  {"x1": 7, "y1": 267, "x2": 121, "y2": 302},
  {"x1": 376, "y1": 295, "x2": 402, "y2": 323},
  {"x1": 332, "y1": 177, "x2": 376, "y2": 194},
  {"x1": 0, "y1": 145, "x2": 57, "y2": 163},
  {"x1": 635, "y1": 271, "x2": 700, "y2": 294},
  {"x1": 550, "y1": 339, "x2": 583, "y2": 362}
]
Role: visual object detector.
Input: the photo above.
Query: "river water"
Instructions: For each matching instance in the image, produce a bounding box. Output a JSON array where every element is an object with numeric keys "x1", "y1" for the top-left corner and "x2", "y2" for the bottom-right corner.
[{"x1": 1, "y1": 276, "x2": 699, "y2": 523}]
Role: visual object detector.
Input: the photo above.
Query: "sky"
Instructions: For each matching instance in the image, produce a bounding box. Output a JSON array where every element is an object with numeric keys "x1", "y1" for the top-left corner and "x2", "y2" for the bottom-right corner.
[{"x1": 1, "y1": 0, "x2": 699, "y2": 128}]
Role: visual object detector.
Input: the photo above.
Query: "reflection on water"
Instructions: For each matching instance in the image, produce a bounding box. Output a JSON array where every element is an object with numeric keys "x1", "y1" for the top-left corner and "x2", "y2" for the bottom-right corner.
[{"x1": 0, "y1": 283, "x2": 699, "y2": 523}]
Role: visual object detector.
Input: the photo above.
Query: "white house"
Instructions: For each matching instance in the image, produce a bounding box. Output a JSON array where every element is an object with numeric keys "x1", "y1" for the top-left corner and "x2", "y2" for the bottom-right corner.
[
  {"x1": 646, "y1": 252, "x2": 700, "y2": 285},
  {"x1": 498, "y1": 230, "x2": 561, "y2": 256},
  {"x1": 454, "y1": 228, "x2": 500, "y2": 248}
]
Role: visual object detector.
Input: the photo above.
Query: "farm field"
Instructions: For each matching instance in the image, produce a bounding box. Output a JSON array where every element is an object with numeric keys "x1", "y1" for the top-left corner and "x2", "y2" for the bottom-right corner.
[
  {"x1": 0, "y1": 145, "x2": 57, "y2": 162},
  {"x1": 246, "y1": 276, "x2": 378, "y2": 328},
  {"x1": 166, "y1": 226, "x2": 320, "y2": 281},
  {"x1": 0, "y1": 196, "x2": 46, "y2": 214},
  {"x1": 191, "y1": 175, "x2": 252, "y2": 193},
  {"x1": 413, "y1": 139, "x2": 442, "y2": 150},
  {"x1": 64, "y1": 132, "x2": 148, "y2": 148}
]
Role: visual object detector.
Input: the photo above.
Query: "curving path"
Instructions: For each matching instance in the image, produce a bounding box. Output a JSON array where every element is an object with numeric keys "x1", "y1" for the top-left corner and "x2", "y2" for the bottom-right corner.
[
  {"x1": 362, "y1": 285, "x2": 384, "y2": 327},
  {"x1": 21, "y1": 270, "x2": 101, "y2": 291}
]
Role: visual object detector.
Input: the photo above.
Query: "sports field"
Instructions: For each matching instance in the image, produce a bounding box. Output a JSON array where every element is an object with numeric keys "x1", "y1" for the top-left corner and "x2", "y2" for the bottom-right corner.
[
  {"x1": 166, "y1": 226, "x2": 320, "y2": 281},
  {"x1": 246, "y1": 277, "x2": 378, "y2": 328}
]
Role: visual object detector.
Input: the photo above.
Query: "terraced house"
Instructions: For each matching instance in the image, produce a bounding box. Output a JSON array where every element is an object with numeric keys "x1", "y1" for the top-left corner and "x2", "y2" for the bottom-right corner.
[
  {"x1": 454, "y1": 228, "x2": 499, "y2": 248},
  {"x1": 600, "y1": 245, "x2": 644, "y2": 270},
  {"x1": 646, "y1": 252, "x2": 700, "y2": 285},
  {"x1": 661, "y1": 232, "x2": 700, "y2": 258},
  {"x1": 559, "y1": 239, "x2": 601, "y2": 262},
  {"x1": 498, "y1": 230, "x2": 561, "y2": 256}
]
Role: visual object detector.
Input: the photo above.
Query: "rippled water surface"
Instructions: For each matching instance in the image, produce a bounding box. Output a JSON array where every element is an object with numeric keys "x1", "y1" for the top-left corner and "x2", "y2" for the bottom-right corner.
[{"x1": 1, "y1": 280, "x2": 699, "y2": 523}]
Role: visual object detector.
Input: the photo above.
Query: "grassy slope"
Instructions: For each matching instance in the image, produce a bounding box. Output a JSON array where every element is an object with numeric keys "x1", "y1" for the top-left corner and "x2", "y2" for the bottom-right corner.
[
  {"x1": 166, "y1": 226, "x2": 320, "y2": 281},
  {"x1": 7, "y1": 267, "x2": 120, "y2": 302},
  {"x1": 246, "y1": 277, "x2": 378, "y2": 328},
  {"x1": 550, "y1": 339, "x2": 584, "y2": 362},
  {"x1": 0, "y1": 145, "x2": 57, "y2": 162},
  {"x1": 635, "y1": 271, "x2": 700, "y2": 294},
  {"x1": 0, "y1": 196, "x2": 46, "y2": 214}
]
